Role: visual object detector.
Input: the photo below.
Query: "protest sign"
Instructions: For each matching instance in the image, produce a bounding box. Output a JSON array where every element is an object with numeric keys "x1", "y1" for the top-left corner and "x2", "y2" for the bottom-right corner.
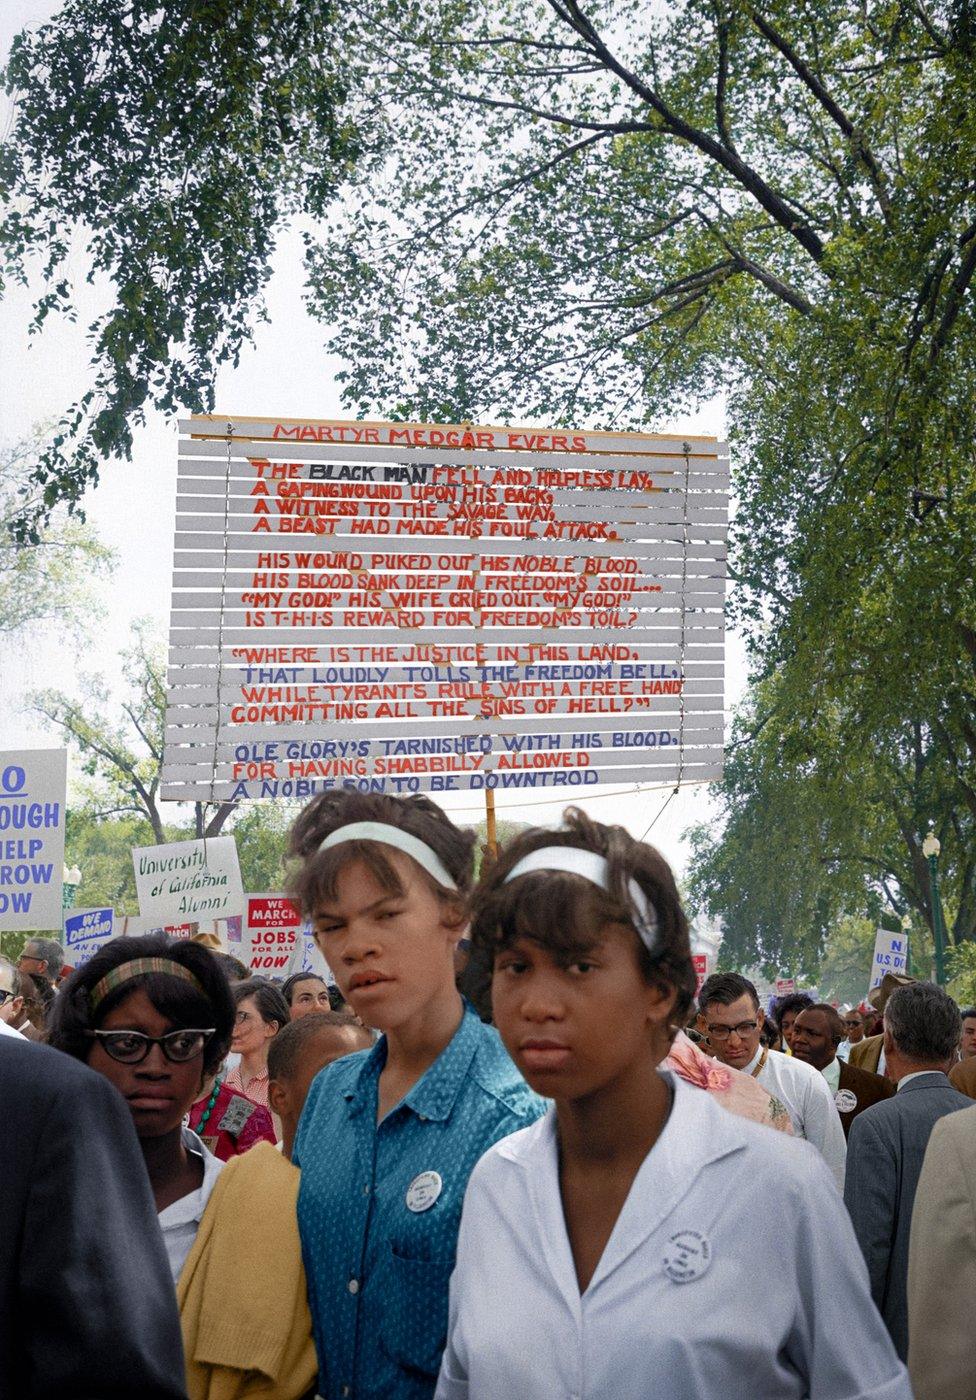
[
  {"x1": 692, "y1": 954, "x2": 709, "y2": 998},
  {"x1": 775, "y1": 977, "x2": 796, "y2": 997},
  {"x1": 289, "y1": 925, "x2": 333, "y2": 982},
  {"x1": 244, "y1": 893, "x2": 302, "y2": 974},
  {"x1": 0, "y1": 750, "x2": 67, "y2": 931},
  {"x1": 868, "y1": 927, "x2": 909, "y2": 993},
  {"x1": 132, "y1": 835, "x2": 244, "y2": 921},
  {"x1": 63, "y1": 907, "x2": 115, "y2": 965},
  {"x1": 121, "y1": 915, "x2": 199, "y2": 938},
  {"x1": 161, "y1": 415, "x2": 728, "y2": 801}
]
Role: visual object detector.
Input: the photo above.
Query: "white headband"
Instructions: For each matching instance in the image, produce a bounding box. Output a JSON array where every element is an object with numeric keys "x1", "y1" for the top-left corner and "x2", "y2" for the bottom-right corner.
[
  {"x1": 503, "y1": 846, "x2": 659, "y2": 953},
  {"x1": 317, "y1": 821, "x2": 458, "y2": 891}
]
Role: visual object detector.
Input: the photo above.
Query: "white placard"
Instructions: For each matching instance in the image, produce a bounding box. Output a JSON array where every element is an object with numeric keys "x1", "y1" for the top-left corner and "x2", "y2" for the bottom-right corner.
[
  {"x1": 132, "y1": 836, "x2": 244, "y2": 922},
  {"x1": 0, "y1": 750, "x2": 67, "y2": 930},
  {"x1": 868, "y1": 927, "x2": 909, "y2": 993},
  {"x1": 162, "y1": 416, "x2": 729, "y2": 800}
]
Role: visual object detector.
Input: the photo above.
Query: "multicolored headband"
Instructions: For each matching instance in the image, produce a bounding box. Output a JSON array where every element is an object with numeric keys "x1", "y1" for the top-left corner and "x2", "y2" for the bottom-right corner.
[
  {"x1": 503, "y1": 846, "x2": 660, "y2": 953},
  {"x1": 318, "y1": 821, "x2": 458, "y2": 891},
  {"x1": 89, "y1": 958, "x2": 207, "y2": 1014}
]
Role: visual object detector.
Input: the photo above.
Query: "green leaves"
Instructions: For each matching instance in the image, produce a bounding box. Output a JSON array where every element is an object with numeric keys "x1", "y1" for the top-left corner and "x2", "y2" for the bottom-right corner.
[{"x1": 2, "y1": 0, "x2": 356, "y2": 538}]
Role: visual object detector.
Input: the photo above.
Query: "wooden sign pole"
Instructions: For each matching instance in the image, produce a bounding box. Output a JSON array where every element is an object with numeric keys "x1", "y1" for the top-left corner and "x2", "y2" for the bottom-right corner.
[{"x1": 485, "y1": 788, "x2": 498, "y2": 863}]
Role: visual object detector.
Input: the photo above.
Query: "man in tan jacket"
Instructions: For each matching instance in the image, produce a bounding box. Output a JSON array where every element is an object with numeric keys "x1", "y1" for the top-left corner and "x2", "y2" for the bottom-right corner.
[{"x1": 907, "y1": 1102, "x2": 976, "y2": 1400}]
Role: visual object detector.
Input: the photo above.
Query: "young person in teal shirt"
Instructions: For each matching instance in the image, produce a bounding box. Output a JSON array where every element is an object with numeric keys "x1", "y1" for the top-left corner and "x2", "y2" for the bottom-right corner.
[{"x1": 289, "y1": 791, "x2": 543, "y2": 1400}]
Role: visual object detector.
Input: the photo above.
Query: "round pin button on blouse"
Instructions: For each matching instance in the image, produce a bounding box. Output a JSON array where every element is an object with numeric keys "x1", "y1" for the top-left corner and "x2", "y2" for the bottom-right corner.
[
  {"x1": 663, "y1": 1229, "x2": 712, "y2": 1284},
  {"x1": 405, "y1": 1170, "x2": 443, "y2": 1213},
  {"x1": 834, "y1": 1088, "x2": 858, "y2": 1113}
]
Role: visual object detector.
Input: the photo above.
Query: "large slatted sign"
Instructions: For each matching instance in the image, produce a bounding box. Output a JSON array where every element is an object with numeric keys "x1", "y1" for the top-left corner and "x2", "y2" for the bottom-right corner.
[{"x1": 162, "y1": 415, "x2": 728, "y2": 802}]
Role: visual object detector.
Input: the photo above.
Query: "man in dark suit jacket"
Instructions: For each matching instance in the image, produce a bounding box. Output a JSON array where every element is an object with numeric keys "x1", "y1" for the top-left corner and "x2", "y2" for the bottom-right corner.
[
  {"x1": 843, "y1": 982, "x2": 971, "y2": 1360},
  {"x1": 792, "y1": 1004, "x2": 894, "y2": 1137},
  {"x1": 0, "y1": 1035, "x2": 188, "y2": 1399}
]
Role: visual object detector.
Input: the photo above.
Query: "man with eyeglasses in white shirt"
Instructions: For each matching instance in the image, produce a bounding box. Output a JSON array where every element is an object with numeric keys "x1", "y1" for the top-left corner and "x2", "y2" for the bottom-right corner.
[{"x1": 698, "y1": 972, "x2": 847, "y2": 1191}]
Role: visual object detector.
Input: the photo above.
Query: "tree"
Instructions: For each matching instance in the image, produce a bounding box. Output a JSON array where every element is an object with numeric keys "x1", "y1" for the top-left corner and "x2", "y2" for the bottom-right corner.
[
  {"x1": 32, "y1": 621, "x2": 237, "y2": 842},
  {"x1": 1, "y1": 428, "x2": 113, "y2": 632},
  {"x1": 1, "y1": 0, "x2": 358, "y2": 536},
  {"x1": 686, "y1": 674, "x2": 976, "y2": 976}
]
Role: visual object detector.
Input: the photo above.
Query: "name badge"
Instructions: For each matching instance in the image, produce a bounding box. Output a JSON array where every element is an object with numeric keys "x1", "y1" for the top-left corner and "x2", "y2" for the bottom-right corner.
[
  {"x1": 663, "y1": 1230, "x2": 711, "y2": 1284},
  {"x1": 834, "y1": 1088, "x2": 858, "y2": 1114},
  {"x1": 406, "y1": 1171, "x2": 443, "y2": 1213}
]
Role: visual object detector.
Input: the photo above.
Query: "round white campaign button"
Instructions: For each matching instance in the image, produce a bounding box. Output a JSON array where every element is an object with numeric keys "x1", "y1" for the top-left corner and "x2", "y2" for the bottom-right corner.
[
  {"x1": 406, "y1": 1170, "x2": 443, "y2": 1213},
  {"x1": 835, "y1": 1088, "x2": 858, "y2": 1113},
  {"x1": 663, "y1": 1230, "x2": 712, "y2": 1284}
]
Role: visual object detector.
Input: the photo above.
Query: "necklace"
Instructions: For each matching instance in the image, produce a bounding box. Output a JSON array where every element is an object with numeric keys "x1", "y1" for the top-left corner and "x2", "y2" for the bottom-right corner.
[
  {"x1": 194, "y1": 1075, "x2": 223, "y2": 1136},
  {"x1": 749, "y1": 1048, "x2": 769, "y2": 1079}
]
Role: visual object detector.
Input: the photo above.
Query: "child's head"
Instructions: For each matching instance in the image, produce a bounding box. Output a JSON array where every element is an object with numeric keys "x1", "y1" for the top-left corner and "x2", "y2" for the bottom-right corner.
[
  {"x1": 287, "y1": 790, "x2": 475, "y2": 1030},
  {"x1": 268, "y1": 1009, "x2": 373, "y2": 1158},
  {"x1": 471, "y1": 808, "x2": 695, "y2": 1099}
]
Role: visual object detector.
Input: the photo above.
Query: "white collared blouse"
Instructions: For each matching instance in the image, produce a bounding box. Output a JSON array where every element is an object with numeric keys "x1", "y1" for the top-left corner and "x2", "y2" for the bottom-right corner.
[{"x1": 435, "y1": 1074, "x2": 910, "y2": 1400}]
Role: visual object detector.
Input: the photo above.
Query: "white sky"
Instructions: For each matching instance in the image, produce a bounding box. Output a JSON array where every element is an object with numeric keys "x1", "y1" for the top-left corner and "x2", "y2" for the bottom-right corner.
[{"x1": 0, "y1": 1, "x2": 744, "y2": 875}]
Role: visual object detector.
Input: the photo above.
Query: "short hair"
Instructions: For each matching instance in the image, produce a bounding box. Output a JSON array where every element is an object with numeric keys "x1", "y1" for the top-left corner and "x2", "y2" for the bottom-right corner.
[
  {"x1": 774, "y1": 991, "x2": 815, "y2": 1022},
  {"x1": 960, "y1": 1006, "x2": 976, "y2": 1022},
  {"x1": 267, "y1": 1010, "x2": 369, "y2": 1082},
  {"x1": 48, "y1": 933, "x2": 235, "y2": 1076},
  {"x1": 232, "y1": 977, "x2": 290, "y2": 1032},
  {"x1": 287, "y1": 790, "x2": 475, "y2": 922},
  {"x1": 281, "y1": 971, "x2": 327, "y2": 1005},
  {"x1": 471, "y1": 807, "x2": 696, "y2": 1023},
  {"x1": 0, "y1": 956, "x2": 20, "y2": 992},
  {"x1": 698, "y1": 972, "x2": 760, "y2": 1014},
  {"x1": 802, "y1": 1003, "x2": 845, "y2": 1045},
  {"x1": 24, "y1": 937, "x2": 65, "y2": 980},
  {"x1": 885, "y1": 982, "x2": 962, "y2": 1063}
]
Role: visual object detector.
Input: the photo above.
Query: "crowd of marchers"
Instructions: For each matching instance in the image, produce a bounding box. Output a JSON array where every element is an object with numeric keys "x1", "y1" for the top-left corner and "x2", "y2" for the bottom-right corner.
[{"x1": 3, "y1": 791, "x2": 976, "y2": 1400}]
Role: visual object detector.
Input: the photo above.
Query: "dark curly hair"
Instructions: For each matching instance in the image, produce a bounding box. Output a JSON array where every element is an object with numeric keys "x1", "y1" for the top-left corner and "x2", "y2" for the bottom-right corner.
[
  {"x1": 470, "y1": 807, "x2": 696, "y2": 1023},
  {"x1": 287, "y1": 789, "x2": 475, "y2": 927},
  {"x1": 48, "y1": 933, "x2": 235, "y2": 1077}
]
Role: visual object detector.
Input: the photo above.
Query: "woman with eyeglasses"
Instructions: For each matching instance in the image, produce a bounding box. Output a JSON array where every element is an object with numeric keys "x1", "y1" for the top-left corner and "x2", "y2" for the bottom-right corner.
[
  {"x1": 48, "y1": 932, "x2": 234, "y2": 1280},
  {"x1": 49, "y1": 934, "x2": 319, "y2": 1399},
  {"x1": 225, "y1": 977, "x2": 290, "y2": 1109}
]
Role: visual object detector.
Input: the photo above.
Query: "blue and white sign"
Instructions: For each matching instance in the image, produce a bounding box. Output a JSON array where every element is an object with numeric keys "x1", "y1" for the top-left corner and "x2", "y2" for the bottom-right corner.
[
  {"x1": 0, "y1": 750, "x2": 67, "y2": 931},
  {"x1": 63, "y1": 907, "x2": 116, "y2": 966},
  {"x1": 869, "y1": 927, "x2": 909, "y2": 993}
]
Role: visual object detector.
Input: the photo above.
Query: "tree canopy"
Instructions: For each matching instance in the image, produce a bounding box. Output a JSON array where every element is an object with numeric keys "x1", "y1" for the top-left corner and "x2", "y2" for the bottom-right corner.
[
  {"x1": 1, "y1": 0, "x2": 358, "y2": 536},
  {"x1": 32, "y1": 621, "x2": 238, "y2": 842},
  {"x1": 0, "y1": 428, "x2": 113, "y2": 633}
]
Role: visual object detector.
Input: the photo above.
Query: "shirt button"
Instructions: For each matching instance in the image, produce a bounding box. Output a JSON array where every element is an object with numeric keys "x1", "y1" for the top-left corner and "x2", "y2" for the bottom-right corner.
[
  {"x1": 341, "y1": 1387, "x2": 352, "y2": 1398},
  {"x1": 348, "y1": 1278, "x2": 360, "y2": 1295},
  {"x1": 362, "y1": 1184, "x2": 370, "y2": 1195},
  {"x1": 419, "y1": 1113, "x2": 428, "y2": 1121}
]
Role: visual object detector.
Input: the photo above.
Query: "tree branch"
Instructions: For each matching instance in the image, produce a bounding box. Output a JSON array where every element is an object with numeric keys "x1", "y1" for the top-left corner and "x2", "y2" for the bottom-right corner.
[
  {"x1": 548, "y1": 0, "x2": 827, "y2": 264},
  {"x1": 746, "y1": 7, "x2": 892, "y2": 225}
]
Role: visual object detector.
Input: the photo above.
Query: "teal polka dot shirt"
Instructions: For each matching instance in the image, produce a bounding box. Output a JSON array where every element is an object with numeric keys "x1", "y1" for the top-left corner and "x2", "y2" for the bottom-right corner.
[{"x1": 294, "y1": 1001, "x2": 544, "y2": 1400}]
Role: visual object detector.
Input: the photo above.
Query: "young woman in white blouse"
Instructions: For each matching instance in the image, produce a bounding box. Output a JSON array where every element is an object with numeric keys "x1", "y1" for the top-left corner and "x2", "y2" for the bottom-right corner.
[{"x1": 435, "y1": 809, "x2": 912, "y2": 1400}]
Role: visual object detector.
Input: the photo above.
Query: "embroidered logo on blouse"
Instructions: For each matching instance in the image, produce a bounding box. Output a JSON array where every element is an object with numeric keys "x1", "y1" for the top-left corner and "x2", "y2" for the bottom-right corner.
[{"x1": 663, "y1": 1230, "x2": 712, "y2": 1284}]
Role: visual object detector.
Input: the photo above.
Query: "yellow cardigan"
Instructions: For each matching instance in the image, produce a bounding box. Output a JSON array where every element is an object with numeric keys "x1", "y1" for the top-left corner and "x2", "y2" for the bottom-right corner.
[{"x1": 177, "y1": 1143, "x2": 318, "y2": 1400}]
